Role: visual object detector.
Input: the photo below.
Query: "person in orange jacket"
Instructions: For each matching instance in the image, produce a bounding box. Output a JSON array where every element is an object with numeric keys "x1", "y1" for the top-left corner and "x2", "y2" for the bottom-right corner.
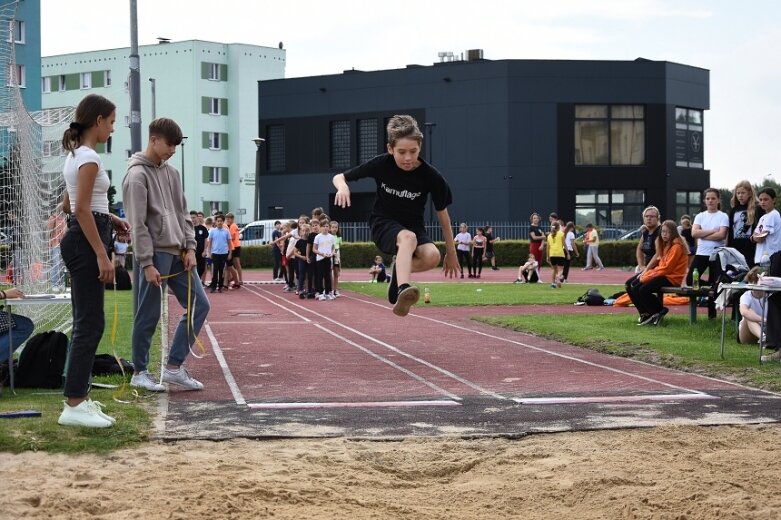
[{"x1": 627, "y1": 219, "x2": 690, "y2": 326}]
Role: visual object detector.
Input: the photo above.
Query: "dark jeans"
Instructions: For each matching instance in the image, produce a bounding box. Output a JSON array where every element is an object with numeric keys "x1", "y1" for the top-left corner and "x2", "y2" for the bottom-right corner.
[
  {"x1": 0, "y1": 314, "x2": 35, "y2": 364},
  {"x1": 472, "y1": 249, "x2": 484, "y2": 275},
  {"x1": 457, "y1": 249, "x2": 472, "y2": 275},
  {"x1": 295, "y1": 258, "x2": 308, "y2": 293},
  {"x1": 316, "y1": 257, "x2": 332, "y2": 294},
  {"x1": 627, "y1": 275, "x2": 672, "y2": 317},
  {"x1": 195, "y1": 249, "x2": 206, "y2": 279},
  {"x1": 60, "y1": 214, "x2": 112, "y2": 398},
  {"x1": 210, "y1": 254, "x2": 228, "y2": 289},
  {"x1": 272, "y1": 250, "x2": 282, "y2": 279},
  {"x1": 562, "y1": 255, "x2": 571, "y2": 280}
]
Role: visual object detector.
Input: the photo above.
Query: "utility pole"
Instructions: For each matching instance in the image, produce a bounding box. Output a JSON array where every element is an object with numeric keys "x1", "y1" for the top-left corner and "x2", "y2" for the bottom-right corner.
[{"x1": 129, "y1": 0, "x2": 142, "y2": 153}]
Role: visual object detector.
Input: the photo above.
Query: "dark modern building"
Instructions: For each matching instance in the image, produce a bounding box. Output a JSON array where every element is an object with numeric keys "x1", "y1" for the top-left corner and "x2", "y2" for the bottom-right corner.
[{"x1": 255, "y1": 55, "x2": 709, "y2": 226}]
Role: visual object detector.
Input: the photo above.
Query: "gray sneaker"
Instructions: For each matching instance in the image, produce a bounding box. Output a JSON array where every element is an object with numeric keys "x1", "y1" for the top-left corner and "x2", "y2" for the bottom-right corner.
[
  {"x1": 162, "y1": 367, "x2": 204, "y2": 390},
  {"x1": 392, "y1": 285, "x2": 420, "y2": 317},
  {"x1": 761, "y1": 350, "x2": 781, "y2": 363},
  {"x1": 130, "y1": 371, "x2": 165, "y2": 392}
]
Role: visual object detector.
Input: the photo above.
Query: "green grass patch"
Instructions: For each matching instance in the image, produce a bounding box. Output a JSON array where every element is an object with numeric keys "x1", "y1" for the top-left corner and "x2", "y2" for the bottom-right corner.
[{"x1": 0, "y1": 291, "x2": 159, "y2": 454}]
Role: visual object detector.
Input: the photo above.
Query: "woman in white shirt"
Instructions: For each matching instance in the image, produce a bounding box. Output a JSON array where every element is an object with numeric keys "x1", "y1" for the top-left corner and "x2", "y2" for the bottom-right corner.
[
  {"x1": 454, "y1": 222, "x2": 473, "y2": 278},
  {"x1": 688, "y1": 188, "x2": 729, "y2": 287}
]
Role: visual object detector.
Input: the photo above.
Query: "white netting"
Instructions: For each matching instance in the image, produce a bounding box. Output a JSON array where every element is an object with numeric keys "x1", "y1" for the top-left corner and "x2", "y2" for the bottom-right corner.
[{"x1": 1, "y1": 1, "x2": 72, "y2": 332}]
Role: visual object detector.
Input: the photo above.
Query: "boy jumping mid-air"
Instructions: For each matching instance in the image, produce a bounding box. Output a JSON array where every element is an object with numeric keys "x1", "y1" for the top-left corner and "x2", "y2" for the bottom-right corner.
[{"x1": 333, "y1": 115, "x2": 459, "y2": 316}]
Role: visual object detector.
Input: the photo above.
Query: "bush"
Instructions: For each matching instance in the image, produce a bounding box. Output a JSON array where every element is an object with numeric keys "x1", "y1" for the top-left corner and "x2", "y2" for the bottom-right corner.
[{"x1": 237, "y1": 240, "x2": 639, "y2": 268}]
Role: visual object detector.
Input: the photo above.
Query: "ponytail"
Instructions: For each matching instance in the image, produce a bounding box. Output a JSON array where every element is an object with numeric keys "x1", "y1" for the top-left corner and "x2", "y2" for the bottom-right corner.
[{"x1": 61, "y1": 94, "x2": 116, "y2": 154}]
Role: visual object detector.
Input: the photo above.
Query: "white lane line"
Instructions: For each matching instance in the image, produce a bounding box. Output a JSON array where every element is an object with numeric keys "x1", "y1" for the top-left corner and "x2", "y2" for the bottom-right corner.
[
  {"x1": 516, "y1": 393, "x2": 720, "y2": 405},
  {"x1": 246, "y1": 285, "x2": 508, "y2": 401},
  {"x1": 247, "y1": 400, "x2": 460, "y2": 410},
  {"x1": 205, "y1": 322, "x2": 246, "y2": 405},
  {"x1": 342, "y1": 294, "x2": 713, "y2": 398},
  {"x1": 312, "y1": 323, "x2": 461, "y2": 401}
]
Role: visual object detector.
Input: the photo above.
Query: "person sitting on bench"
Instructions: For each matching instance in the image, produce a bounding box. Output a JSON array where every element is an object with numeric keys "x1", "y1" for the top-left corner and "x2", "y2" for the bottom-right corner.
[{"x1": 627, "y1": 220, "x2": 690, "y2": 326}]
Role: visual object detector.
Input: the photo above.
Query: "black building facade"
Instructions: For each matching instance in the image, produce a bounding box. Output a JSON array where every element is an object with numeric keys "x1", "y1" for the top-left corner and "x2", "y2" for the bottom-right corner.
[{"x1": 255, "y1": 58, "x2": 709, "y2": 226}]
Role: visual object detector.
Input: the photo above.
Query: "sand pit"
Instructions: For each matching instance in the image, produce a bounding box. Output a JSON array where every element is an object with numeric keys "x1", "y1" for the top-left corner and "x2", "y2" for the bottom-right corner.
[{"x1": 2, "y1": 424, "x2": 780, "y2": 519}]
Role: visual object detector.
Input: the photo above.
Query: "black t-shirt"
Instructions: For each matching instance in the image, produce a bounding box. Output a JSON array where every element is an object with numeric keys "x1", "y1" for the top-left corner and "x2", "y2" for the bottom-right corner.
[
  {"x1": 295, "y1": 238, "x2": 308, "y2": 259},
  {"x1": 640, "y1": 227, "x2": 660, "y2": 264},
  {"x1": 194, "y1": 225, "x2": 208, "y2": 254},
  {"x1": 728, "y1": 204, "x2": 762, "y2": 263},
  {"x1": 485, "y1": 232, "x2": 495, "y2": 253},
  {"x1": 307, "y1": 233, "x2": 317, "y2": 260},
  {"x1": 343, "y1": 153, "x2": 452, "y2": 228},
  {"x1": 529, "y1": 225, "x2": 543, "y2": 243},
  {"x1": 271, "y1": 229, "x2": 282, "y2": 256}
]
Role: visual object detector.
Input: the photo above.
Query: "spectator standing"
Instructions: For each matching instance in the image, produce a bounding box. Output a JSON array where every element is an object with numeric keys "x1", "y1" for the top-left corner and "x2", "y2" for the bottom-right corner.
[
  {"x1": 58, "y1": 94, "x2": 127, "y2": 428},
  {"x1": 293, "y1": 225, "x2": 310, "y2": 298},
  {"x1": 687, "y1": 188, "x2": 729, "y2": 287},
  {"x1": 485, "y1": 225, "x2": 500, "y2": 270},
  {"x1": 113, "y1": 233, "x2": 129, "y2": 268},
  {"x1": 225, "y1": 213, "x2": 242, "y2": 288},
  {"x1": 562, "y1": 221, "x2": 579, "y2": 282},
  {"x1": 546, "y1": 222, "x2": 568, "y2": 287},
  {"x1": 472, "y1": 227, "x2": 487, "y2": 278},
  {"x1": 454, "y1": 222, "x2": 473, "y2": 278},
  {"x1": 528, "y1": 213, "x2": 544, "y2": 279},
  {"x1": 202, "y1": 216, "x2": 213, "y2": 286},
  {"x1": 191, "y1": 211, "x2": 208, "y2": 282},
  {"x1": 755, "y1": 188, "x2": 781, "y2": 361},
  {"x1": 330, "y1": 220, "x2": 342, "y2": 296},
  {"x1": 123, "y1": 117, "x2": 210, "y2": 393},
  {"x1": 313, "y1": 218, "x2": 335, "y2": 299},
  {"x1": 728, "y1": 180, "x2": 761, "y2": 268},
  {"x1": 271, "y1": 220, "x2": 283, "y2": 281},
  {"x1": 304, "y1": 219, "x2": 320, "y2": 298},
  {"x1": 679, "y1": 215, "x2": 696, "y2": 264},
  {"x1": 206, "y1": 214, "x2": 232, "y2": 293}
]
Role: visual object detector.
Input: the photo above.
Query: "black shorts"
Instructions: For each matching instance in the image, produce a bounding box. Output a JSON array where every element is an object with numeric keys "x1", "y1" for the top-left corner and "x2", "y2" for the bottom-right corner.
[
  {"x1": 371, "y1": 217, "x2": 433, "y2": 256},
  {"x1": 550, "y1": 256, "x2": 565, "y2": 266},
  {"x1": 232, "y1": 246, "x2": 241, "y2": 258}
]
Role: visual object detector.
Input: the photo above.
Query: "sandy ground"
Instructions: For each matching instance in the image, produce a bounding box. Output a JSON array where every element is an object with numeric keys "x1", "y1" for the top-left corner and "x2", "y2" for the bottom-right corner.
[{"x1": 2, "y1": 424, "x2": 780, "y2": 519}]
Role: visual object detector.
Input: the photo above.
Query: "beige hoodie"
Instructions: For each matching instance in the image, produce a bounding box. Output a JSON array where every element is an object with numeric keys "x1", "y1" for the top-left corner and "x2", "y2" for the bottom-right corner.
[{"x1": 122, "y1": 152, "x2": 195, "y2": 269}]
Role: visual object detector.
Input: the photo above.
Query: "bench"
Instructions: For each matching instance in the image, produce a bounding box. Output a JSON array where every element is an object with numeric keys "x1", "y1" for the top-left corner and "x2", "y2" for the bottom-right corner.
[{"x1": 657, "y1": 286, "x2": 712, "y2": 324}]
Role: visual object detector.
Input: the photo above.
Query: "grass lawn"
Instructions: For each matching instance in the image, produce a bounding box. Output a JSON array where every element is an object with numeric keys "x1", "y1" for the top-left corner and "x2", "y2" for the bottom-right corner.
[
  {"x1": 343, "y1": 281, "x2": 781, "y2": 392},
  {"x1": 0, "y1": 290, "x2": 158, "y2": 453}
]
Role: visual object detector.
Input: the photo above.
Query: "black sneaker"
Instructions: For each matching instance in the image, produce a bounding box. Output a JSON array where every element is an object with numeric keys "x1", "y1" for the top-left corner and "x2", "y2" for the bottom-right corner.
[
  {"x1": 638, "y1": 314, "x2": 656, "y2": 326},
  {"x1": 652, "y1": 307, "x2": 669, "y2": 326},
  {"x1": 387, "y1": 262, "x2": 398, "y2": 304},
  {"x1": 393, "y1": 285, "x2": 420, "y2": 317}
]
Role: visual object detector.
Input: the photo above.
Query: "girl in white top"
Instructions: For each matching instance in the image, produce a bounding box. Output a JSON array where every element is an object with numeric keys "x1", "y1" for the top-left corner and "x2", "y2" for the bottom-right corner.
[
  {"x1": 687, "y1": 188, "x2": 729, "y2": 286},
  {"x1": 454, "y1": 223, "x2": 473, "y2": 278},
  {"x1": 752, "y1": 187, "x2": 781, "y2": 267},
  {"x1": 58, "y1": 94, "x2": 129, "y2": 429}
]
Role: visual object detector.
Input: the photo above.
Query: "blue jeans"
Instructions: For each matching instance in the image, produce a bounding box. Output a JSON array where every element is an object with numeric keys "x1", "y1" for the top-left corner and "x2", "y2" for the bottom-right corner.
[
  {"x1": 132, "y1": 252, "x2": 210, "y2": 372},
  {"x1": 60, "y1": 214, "x2": 112, "y2": 398},
  {"x1": 0, "y1": 314, "x2": 35, "y2": 363}
]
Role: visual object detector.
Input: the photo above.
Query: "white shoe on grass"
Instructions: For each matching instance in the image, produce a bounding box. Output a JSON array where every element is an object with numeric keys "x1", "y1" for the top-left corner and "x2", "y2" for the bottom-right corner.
[{"x1": 58, "y1": 399, "x2": 113, "y2": 428}]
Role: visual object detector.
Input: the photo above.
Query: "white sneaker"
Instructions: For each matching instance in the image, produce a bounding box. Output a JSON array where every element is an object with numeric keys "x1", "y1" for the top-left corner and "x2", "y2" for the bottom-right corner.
[
  {"x1": 162, "y1": 367, "x2": 204, "y2": 390},
  {"x1": 317, "y1": 294, "x2": 327, "y2": 301},
  {"x1": 58, "y1": 399, "x2": 113, "y2": 428},
  {"x1": 91, "y1": 400, "x2": 116, "y2": 424},
  {"x1": 326, "y1": 293, "x2": 336, "y2": 300},
  {"x1": 130, "y1": 371, "x2": 165, "y2": 392}
]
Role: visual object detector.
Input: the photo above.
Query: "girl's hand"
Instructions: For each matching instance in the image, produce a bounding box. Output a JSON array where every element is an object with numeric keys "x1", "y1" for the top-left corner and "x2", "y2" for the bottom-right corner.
[{"x1": 97, "y1": 254, "x2": 115, "y2": 283}]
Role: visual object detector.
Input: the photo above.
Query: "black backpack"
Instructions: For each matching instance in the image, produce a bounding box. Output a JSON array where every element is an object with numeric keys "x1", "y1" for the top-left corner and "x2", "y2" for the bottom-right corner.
[
  {"x1": 15, "y1": 331, "x2": 69, "y2": 389},
  {"x1": 577, "y1": 288, "x2": 606, "y2": 306}
]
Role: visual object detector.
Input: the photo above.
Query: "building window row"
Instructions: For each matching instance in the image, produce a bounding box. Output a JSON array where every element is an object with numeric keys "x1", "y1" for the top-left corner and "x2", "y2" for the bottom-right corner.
[
  {"x1": 674, "y1": 107, "x2": 704, "y2": 169},
  {"x1": 676, "y1": 190, "x2": 702, "y2": 219},
  {"x1": 330, "y1": 120, "x2": 351, "y2": 169},
  {"x1": 575, "y1": 189, "x2": 646, "y2": 227},
  {"x1": 266, "y1": 125, "x2": 286, "y2": 172},
  {"x1": 575, "y1": 104, "x2": 645, "y2": 166},
  {"x1": 42, "y1": 70, "x2": 111, "y2": 93},
  {"x1": 7, "y1": 64, "x2": 25, "y2": 88},
  {"x1": 201, "y1": 62, "x2": 227, "y2": 82},
  {"x1": 7, "y1": 20, "x2": 24, "y2": 44},
  {"x1": 202, "y1": 166, "x2": 229, "y2": 184},
  {"x1": 201, "y1": 96, "x2": 228, "y2": 116},
  {"x1": 203, "y1": 131, "x2": 229, "y2": 150}
]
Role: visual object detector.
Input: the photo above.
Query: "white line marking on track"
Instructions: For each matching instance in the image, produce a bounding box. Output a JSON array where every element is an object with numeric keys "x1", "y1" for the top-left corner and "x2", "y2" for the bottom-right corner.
[
  {"x1": 342, "y1": 294, "x2": 716, "y2": 399},
  {"x1": 205, "y1": 323, "x2": 246, "y2": 405},
  {"x1": 516, "y1": 393, "x2": 720, "y2": 405},
  {"x1": 247, "y1": 400, "x2": 460, "y2": 409},
  {"x1": 245, "y1": 285, "x2": 507, "y2": 401}
]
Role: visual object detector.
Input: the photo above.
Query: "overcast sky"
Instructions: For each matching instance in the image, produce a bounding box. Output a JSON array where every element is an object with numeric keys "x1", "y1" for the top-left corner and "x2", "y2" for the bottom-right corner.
[{"x1": 40, "y1": 0, "x2": 781, "y2": 190}]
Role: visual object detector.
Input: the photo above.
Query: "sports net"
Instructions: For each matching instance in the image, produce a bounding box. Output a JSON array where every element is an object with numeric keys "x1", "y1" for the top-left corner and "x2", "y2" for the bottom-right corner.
[{"x1": 1, "y1": 1, "x2": 73, "y2": 332}]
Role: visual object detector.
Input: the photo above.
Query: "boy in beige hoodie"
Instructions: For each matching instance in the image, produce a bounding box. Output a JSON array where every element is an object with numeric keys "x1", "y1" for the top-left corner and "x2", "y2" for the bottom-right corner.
[{"x1": 122, "y1": 118, "x2": 210, "y2": 392}]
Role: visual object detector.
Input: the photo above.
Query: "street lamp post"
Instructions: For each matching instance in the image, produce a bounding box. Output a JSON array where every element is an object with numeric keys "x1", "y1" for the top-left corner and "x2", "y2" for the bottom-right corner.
[
  {"x1": 252, "y1": 138, "x2": 265, "y2": 221},
  {"x1": 180, "y1": 136, "x2": 188, "y2": 188},
  {"x1": 148, "y1": 77, "x2": 156, "y2": 119},
  {"x1": 423, "y1": 122, "x2": 436, "y2": 223}
]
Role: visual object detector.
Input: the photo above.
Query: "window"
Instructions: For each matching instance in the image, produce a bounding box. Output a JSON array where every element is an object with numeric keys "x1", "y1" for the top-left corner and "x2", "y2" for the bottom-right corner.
[
  {"x1": 8, "y1": 64, "x2": 25, "y2": 87},
  {"x1": 80, "y1": 72, "x2": 91, "y2": 89},
  {"x1": 674, "y1": 107, "x2": 704, "y2": 169},
  {"x1": 124, "y1": 115, "x2": 130, "y2": 127},
  {"x1": 209, "y1": 132, "x2": 221, "y2": 150},
  {"x1": 105, "y1": 70, "x2": 112, "y2": 87},
  {"x1": 8, "y1": 20, "x2": 24, "y2": 44},
  {"x1": 358, "y1": 119, "x2": 379, "y2": 164},
  {"x1": 330, "y1": 120, "x2": 351, "y2": 169},
  {"x1": 210, "y1": 98, "x2": 220, "y2": 115},
  {"x1": 575, "y1": 189, "x2": 645, "y2": 227},
  {"x1": 676, "y1": 190, "x2": 702, "y2": 219},
  {"x1": 43, "y1": 140, "x2": 61, "y2": 157},
  {"x1": 575, "y1": 104, "x2": 645, "y2": 166},
  {"x1": 209, "y1": 167, "x2": 222, "y2": 184},
  {"x1": 209, "y1": 201, "x2": 223, "y2": 214},
  {"x1": 208, "y1": 63, "x2": 220, "y2": 80},
  {"x1": 267, "y1": 125, "x2": 286, "y2": 172},
  {"x1": 41, "y1": 76, "x2": 51, "y2": 93},
  {"x1": 59, "y1": 75, "x2": 66, "y2": 92}
]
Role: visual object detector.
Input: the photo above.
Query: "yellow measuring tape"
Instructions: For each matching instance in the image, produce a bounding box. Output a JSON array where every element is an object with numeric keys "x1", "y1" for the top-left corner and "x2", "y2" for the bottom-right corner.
[{"x1": 112, "y1": 256, "x2": 207, "y2": 402}]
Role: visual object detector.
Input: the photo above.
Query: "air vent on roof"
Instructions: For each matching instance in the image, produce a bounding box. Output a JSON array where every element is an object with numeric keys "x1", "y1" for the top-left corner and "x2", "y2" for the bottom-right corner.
[{"x1": 466, "y1": 49, "x2": 484, "y2": 61}]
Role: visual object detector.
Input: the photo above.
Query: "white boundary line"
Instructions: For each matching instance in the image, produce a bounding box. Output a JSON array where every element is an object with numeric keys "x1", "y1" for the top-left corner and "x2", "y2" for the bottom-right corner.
[
  {"x1": 248, "y1": 400, "x2": 460, "y2": 410},
  {"x1": 517, "y1": 393, "x2": 720, "y2": 405},
  {"x1": 205, "y1": 322, "x2": 246, "y2": 405},
  {"x1": 246, "y1": 285, "x2": 508, "y2": 401},
  {"x1": 341, "y1": 294, "x2": 726, "y2": 400}
]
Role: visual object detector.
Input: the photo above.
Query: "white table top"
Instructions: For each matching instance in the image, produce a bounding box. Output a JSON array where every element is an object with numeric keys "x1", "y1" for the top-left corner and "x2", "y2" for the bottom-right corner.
[{"x1": 4, "y1": 293, "x2": 72, "y2": 306}]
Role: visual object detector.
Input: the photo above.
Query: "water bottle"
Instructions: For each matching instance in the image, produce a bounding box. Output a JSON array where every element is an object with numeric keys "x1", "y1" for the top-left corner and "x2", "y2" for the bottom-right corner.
[
  {"x1": 760, "y1": 251, "x2": 771, "y2": 274},
  {"x1": 424, "y1": 287, "x2": 431, "y2": 304},
  {"x1": 692, "y1": 268, "x2": 699, "y2": 290}
]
